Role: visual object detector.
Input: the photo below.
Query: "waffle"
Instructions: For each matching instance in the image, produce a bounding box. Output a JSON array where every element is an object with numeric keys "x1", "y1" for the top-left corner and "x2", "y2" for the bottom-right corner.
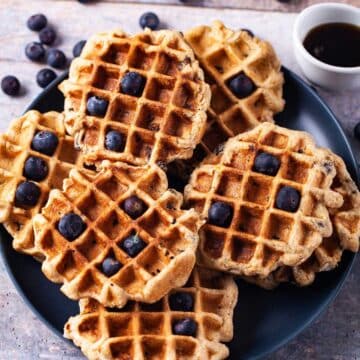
[
  {"x1": 0, "y1": 110, "x2": 92, "y2": 258},
  {"x1": 184, "y1": 122, "x2": 344, "y2": 278},
  {"x1": 64, "y1": 267, "x2": 238, "y2": 360},
  {"x1": 59, "y1": 29, "x2": 210, "y2": 167},
  {"x1": 33, "y1": 161, "x2": 202, "y2": 307}
]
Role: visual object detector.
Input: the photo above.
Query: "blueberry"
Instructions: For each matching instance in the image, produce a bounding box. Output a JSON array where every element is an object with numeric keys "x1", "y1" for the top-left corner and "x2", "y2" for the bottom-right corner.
[
  {"x1": 169, "y1": 292, "x2": 194, "y2": 311},
  {"x1": 25, "y1": 42, "x2": 45, "y2": 62},
  {"x1": 253, "y1": 152, "x2": 280, "y2": 176},
  {"x1": 101, "y1": 256, "x2": 122, "y2": 277},
  {"x1": 242, "y1": 28, "x2": 254, "y2": 37},
  {"x1": 46, "y1": 49, "x2": 67, "y2": 69},
  {"x1": 122, "y1": 195, "x2": 147, "y2": 219},
  {"x1": 86, "y1": 96, "x2": 109, "y2": 117},
  {"x1": 1, "y1": 76, "x2": 20, "y2": 96},
  {"x1": 15, "y1": 181, "x2": 41, "y2": 208},
  {"x1": 354, "y1": 123, "x2": 360, "y2": 141},
  {"x1": 172, "y1": 318, "x2": 197, "y2": 336},
  {"x1": 78, "y1": 0, "x2": 91, "y2": 3},
  {"x1": 139, "y1": 12, "x2": 160, "y2": 31},
  {"x1": 23, "y1": 156, "x2": 49, "y2": 181},
  {"x1": 27, "y1": 14, "x2": 47, "y2": 31},
  {"x1": 31, "y1": 131, "x2": 59, "y2": 156},
  {"x1": 105, "y1": 130, "x2": 125, "y2": 152},
  {"x1": 120, "y1": 72, "x2": 146, "y2": 97},
  {"x1": 36, "y1": 68, "x2": 57, "y2": 88},
  {"x1": 227, "y1": 72, "x2": 256, "y2": 99},
  {"x1": 208, "y1": 201, "x2": 233, "y2": 228},
  {"x1": 72, "y1": 40, "x2": 86, "y2": 57},
  {"x1": 120, "y1": 233, "x2": 147, "y2": 257},
  {"x1": 276, "y1": 186, "x2": 301, "y2": 213},
  {"x1": 39, "y1": 27, "x2": 56, "y2": 45},
  {"x1": 58, "y1": 213, "x2": 86, "y2": 241}
]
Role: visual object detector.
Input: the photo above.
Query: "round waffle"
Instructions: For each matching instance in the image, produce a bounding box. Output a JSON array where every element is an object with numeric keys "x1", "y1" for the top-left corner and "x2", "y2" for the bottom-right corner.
[
  {"x1": 0, "y1": 110, "x2": 92, "y2": 258},
  {"x1": 59, "y1": 29, "x2": 210, "y2": 167},
  {"x1": 33, "y1": 161, "x2": 202, "y2": 307},
  {"x1": 184, "y1": 122, "x2": 344, "y2": 278},
  {"x1": 64, "y1": 267, "x2": 238, "y2": 360}
]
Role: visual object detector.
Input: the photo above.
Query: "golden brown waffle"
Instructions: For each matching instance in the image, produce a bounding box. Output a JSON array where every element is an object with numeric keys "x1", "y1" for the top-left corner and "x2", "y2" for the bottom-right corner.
[
  {"x1": 33, "y1": 161, "x2": 202, "y2": 307},
  {"x1": 64, "y1": 267, "x2": 238, "y2": 360},
  {"x1": 0, "y1": 111, "x2": 91, "y2": 258},
  {"x1": 184, "y1": 122, "x2": 344, "y2": 278},
  {"x1": 59, "y1": 29, "x2": 210, "y2": 166}
]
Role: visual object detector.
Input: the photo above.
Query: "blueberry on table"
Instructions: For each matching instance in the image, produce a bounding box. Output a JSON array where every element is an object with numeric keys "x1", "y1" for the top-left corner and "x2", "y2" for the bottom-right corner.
[
  {"x1": 1, "y1": 76, "x2": 20, "y2": 96},
  {"x1": 120, "y1": 233, "x2": 147, "y2": 258},
  {"x1": 139, "y1": 12, "x2": 160, "y2": 31},
  {"x1": 276, "y1": 186, "x2": 301, "y2": 213},
  {"x1": 172, "y1": 318, "x2": 197, "y2": 336},
  {"x1": 120, "y1": 72, "x2": 146, "y2": 97},
  {"x1": 25, "y1": 42, "x2": 45, "y2": 62},
  {"x1": 101, "y1": 256, "x2": 122, "y2": 277},
  {"x1": 27, "y1": 14, "x2": 47, "y2": 31},
  {"x1": 58, "y1": 213, "x2": 86, "y2": 241},
  {"x1": 86, "y1": 96, "x2": 109, "y2": 117},
  {"x1": 208, "y1": 201, "x2": 233, "y2": 228},
  {"x1": 227, "y1": 72, "x2": 256, "y2": 99},
  {"x1": 36, "y1": 68, "x2": 57, "y2": 88},
  {"x1": 105, "y1": 130, "x2": 125, "y2": 152},
  {"x1": 253, "y1": 152, "x2": 280, "y2": 176},
  {"x1": 354, "y1": 123, "x2": 360, "y2": 141},
  {"x1": 122, "y1": 195, "x2": 147, "y2": 219},
  {"x1": 73, "y1": 40, "x2": 86, "y2": 57},
  {"x1": 31, "y1": 130, "x2": 59, "y2": 156},
  {"x1": 15, "y1": 181, "x2": 41, "y2": 208},
  {"x1": 46, "y1": 49, "x2": 67, "y2": 69},
  {"x1": 23, "y1": 156, "x2": 49, "y2": 182},
  {"x1": 39, "y1": 27, "x2": 57, "y2": 45},
  {"x1": 169, "y1": 292, "x2": 194, "y2": 312}
]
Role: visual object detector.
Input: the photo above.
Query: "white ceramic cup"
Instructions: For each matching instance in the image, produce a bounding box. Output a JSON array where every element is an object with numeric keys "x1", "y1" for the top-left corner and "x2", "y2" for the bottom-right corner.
[{"x1": 293, "y1": 3, "x2": 360, "y2": 91}]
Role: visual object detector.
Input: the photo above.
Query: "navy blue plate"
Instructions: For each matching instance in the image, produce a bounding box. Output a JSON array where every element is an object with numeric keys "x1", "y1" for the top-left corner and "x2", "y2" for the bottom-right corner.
[{"x1": 0, "y1": 68, "x2": 358, "y2": 359}]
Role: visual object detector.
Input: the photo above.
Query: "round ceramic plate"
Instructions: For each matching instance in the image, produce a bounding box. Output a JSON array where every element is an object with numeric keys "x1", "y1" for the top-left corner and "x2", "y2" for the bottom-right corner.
[{"x1": 0, "y1": 68, "x2": 358, "y2": 359}]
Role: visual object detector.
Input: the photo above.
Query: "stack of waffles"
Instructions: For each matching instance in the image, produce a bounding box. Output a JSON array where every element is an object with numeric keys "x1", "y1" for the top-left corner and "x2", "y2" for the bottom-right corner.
[{"x1": 0, "y1": 21, "x2": 358, "y2": 360}]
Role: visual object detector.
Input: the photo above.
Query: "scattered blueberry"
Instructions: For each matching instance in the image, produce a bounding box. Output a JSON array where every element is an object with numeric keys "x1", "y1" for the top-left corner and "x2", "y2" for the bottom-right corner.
[
  {"x1": 227, "y1": 72, "x2": 256, "y2": 99},
  {"x1": 1, "y1": 76, "x2": 20, "y2": 96},
  {"x1": 276, "y1": 186, "x2": 301, "y2": 212},
  {"x1": 23, "y1": 156, "x2": 49, "y2": 181},
  {"x1": 105, "y1": 130, "x2": 125, "y2": 152},
  {"x1": 27, "y1": 14, "x2": 47, "y2": 31},
  {"x1": 39, "y1": 26, "x2": 57, "y2": 45},
  {"x1": 139, "y1": 12, "x2": 160, "y2": 31},
  {"x1": 120, "y1": 71, "x2": 146, "y2": 97},
  {"x1": 122, "y1": 195, "x2": 147, "y2": 219},
  {"x1": 15, "y1": 181, "x2": 41, "y2": 208},
  {"x1": 253, "y1": 152, "x2": 280, "y2": 176},
  {"x1": 31, "y1": 131, "x2": 59, "y2": 155},
  {"x1": 58, "y1": 213, "x2": 86, "y2": 241},
  {"x1": 208, "y1": 201, "x2": 233, "y2": 228},
  {"x1": 73, "y1": 40, "x2": 86, "y2": 57},
  {"x1": 101, "y1": 256, "x2": 122, "y2": 277},
  {"x1": 78, "y1": 0, "x2": 91, "y2": 3},
  {"x1": 354, "y1": 123, "x2": 360, "y2": 140},
  {"x1": 46, "y1": 49, "x2": 67, "y2": 69},
  {"x1": 25, "y1": 42, "x2": 45, "y2": 62},
  {"x1": 86, "y1": 96, "x2": 109, "y2": 117},
  {"x1": 242, "y1": 28, "x2": 254, "y2": 37},
  {"x1": 172, "y1": 318, "x2": 197, "y2": 336},
  {"x1": 120, "y1": 233, "x2": 147, "y2": 257},
  {"x1": 169, "y1": 292, "x2": 194, "y2": 311},
  {"x1": 36, "y1": 68, "x2": 57, "y2": 88}
]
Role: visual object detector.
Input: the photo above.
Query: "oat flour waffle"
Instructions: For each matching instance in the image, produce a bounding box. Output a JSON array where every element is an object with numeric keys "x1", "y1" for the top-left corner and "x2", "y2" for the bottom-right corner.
[
  {"x1": 184, "y1": 122, "x2": 344, "y2": 278},
  {"x1": 59, "y1": 29, "x2": 210, "y2": 166},
  {"x1": 65, "y1": 267, "x2": 238, "y2": 360}
]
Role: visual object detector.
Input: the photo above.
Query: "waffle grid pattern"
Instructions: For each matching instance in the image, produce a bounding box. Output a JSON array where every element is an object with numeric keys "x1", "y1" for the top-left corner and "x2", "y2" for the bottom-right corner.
[
  {"x1": 185, "y1": 123, "x2": 343, "y2": 277},
  {"x1": 59, "y1": 29, "x2": 210, "y2": 166},
  {"x1": 65, "y1": 268, "x2": 238, "y2": 360}
]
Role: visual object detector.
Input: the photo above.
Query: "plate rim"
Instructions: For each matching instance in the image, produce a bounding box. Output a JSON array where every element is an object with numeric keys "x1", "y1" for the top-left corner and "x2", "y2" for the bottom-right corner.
[{"x1": 0, "y1": 67, "x2": 358, "y2": 360}]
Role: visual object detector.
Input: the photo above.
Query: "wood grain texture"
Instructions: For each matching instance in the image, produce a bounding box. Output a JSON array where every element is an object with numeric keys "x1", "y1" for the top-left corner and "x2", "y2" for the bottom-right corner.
[{"x1": 0, "y1": 1, "x2": 359, "y2": 359}]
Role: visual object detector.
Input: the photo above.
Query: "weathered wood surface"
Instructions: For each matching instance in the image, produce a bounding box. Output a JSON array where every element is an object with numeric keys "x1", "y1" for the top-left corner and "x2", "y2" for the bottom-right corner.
[{"x1": 0, "y1": 1, "x2": 359, "y2": 359}]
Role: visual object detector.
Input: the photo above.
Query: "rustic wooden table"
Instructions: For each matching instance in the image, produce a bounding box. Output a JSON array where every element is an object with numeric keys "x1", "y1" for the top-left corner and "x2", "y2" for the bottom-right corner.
[{"x1": 0, "y1": 1, "x2": 359, "y2": 359}]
